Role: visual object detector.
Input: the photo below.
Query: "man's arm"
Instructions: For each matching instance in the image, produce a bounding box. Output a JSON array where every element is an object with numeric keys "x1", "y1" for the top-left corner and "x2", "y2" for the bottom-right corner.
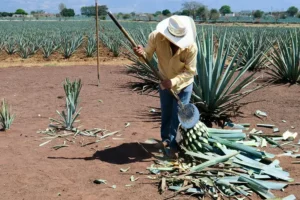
[
  {"x1": 133, "y1": 31, "x2": 157, "y2": 61},
  {"x1": 170, "y1": 44, "x2": 198, "y2": 87}
]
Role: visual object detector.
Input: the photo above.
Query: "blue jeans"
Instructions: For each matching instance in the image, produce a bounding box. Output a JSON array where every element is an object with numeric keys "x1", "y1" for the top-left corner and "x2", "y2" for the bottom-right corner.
[{"x1": 159, "y1": 83, "x2": 193, "y2": 150}]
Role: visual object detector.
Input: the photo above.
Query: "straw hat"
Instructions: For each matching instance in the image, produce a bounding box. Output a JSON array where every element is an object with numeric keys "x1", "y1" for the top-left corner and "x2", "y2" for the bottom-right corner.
[{"x1": 156, "y1": 15, "x2": 197, "y2": 49}]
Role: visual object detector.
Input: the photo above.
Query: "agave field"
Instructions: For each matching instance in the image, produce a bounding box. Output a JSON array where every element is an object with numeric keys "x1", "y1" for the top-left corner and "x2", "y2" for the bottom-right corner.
[{"x1": 0, "y1": 20, "x2": 300, "y2": 200}]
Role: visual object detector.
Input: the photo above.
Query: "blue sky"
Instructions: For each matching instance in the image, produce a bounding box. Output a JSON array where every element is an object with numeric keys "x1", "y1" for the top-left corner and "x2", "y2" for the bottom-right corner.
[{"x1": 1, "y1": 0, "x2": 300, "y2": 15}]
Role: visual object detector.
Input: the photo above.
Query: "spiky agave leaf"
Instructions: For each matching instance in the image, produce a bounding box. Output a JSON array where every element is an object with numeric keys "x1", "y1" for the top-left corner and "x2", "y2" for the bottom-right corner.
[
  {"x1": 122, "y1": 27, "x2": 160, "y2": 94},
  {"x1": 232, "y1": 30, "x2": 273, "y2": 71},
  {"x1": 0, "y1": 99, "x2": 15, "y2": 131},
  {"x1": 192, "y1": 28, "x2": 264, "y2": 122},
  {"x1": 266, "y1": 30, "x2": 300, "y2": 84},
  {"x1": 85, "y1": 34, "x2": 96, "y2": 57},
  {"x1": 63, "y1": 78, "x2": 82, "y2": 115}
]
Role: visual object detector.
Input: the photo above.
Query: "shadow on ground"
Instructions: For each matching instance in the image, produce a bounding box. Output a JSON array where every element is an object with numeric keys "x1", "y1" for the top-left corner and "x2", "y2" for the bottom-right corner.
[{"x1": 48, "y1": 142, "x2": 162, "y2": 165}]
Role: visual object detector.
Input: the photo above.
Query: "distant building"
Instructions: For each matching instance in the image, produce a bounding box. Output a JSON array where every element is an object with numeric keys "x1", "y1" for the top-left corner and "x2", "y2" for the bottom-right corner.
[
  {"x1": 239, "y1": 10, "x2": 252, "y2": 17},
  {"x1": 12, "y1": 14, "x2": 33, "y2": 18},
  {"x1": 225, "y1": 13, "x2": 236, "y2": 17}
]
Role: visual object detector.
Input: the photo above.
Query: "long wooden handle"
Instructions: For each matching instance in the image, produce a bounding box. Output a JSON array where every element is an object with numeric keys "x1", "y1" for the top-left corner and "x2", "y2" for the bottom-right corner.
[
  {"x1": 107, "y1": 11, "x2": 182, "y2": 103},
  {"x1": 107, "y1": 11, "x2": 164, "y2": 80}
]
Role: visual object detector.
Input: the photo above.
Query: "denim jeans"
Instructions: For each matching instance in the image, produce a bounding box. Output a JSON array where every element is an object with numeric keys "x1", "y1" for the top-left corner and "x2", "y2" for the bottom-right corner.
[{"x1": 159, "y1": 83, "x2": 193, "y2": 150}]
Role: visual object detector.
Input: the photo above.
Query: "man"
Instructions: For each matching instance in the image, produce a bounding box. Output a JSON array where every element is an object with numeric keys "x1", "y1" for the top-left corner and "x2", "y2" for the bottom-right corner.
[{"x1": 133, "y1": 15, "x2": 198, "y2": 157}]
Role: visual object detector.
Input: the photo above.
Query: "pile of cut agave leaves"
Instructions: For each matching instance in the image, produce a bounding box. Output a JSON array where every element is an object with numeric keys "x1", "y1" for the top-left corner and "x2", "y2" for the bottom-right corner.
[{"x1": 146, "y1": 117, "x2": 298, "y2": 199}]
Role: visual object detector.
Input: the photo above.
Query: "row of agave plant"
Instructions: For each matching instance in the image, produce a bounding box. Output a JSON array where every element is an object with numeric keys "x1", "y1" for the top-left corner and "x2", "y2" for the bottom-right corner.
[
  {"x1": 0, "y1": 33, "x2": 123, "y2": 59},
  {"x1": 0, "y1": 32, "x2": 98, "y2": 59},
  {"x1": 123, "y1": 27, "x2": 300, "y2": 125}
]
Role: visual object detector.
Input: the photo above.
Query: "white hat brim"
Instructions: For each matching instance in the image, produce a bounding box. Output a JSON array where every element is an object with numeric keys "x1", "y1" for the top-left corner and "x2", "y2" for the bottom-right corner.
[{"x1": 156, "y1": 16, "x2": 196, "y2": 49}]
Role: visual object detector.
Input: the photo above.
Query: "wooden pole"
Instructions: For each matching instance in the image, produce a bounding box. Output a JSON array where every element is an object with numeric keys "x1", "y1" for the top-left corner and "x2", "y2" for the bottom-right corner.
[{"x1": 95, "y1": 0, "x2": 100, "y2": 86}]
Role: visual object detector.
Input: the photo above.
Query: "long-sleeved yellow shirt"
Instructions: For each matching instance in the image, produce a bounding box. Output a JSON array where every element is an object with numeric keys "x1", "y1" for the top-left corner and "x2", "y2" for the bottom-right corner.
[{"x1": 143, "y1": 30, "x2": 198, "y2": 93}]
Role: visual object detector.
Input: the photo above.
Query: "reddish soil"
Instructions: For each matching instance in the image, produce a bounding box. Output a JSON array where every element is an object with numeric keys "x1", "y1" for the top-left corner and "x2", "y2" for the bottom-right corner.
[{"x1": 0, "y1": 65, "x2": 299, "y2": 200}]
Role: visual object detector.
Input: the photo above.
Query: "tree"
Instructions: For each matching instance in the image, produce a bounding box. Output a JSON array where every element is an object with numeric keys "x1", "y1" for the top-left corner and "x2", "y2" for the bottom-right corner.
[
  {"x1": 197, "y1": 6, "x2": 208, "y2": 20},
  {"x1": 61, "y1": 8, "x2": 75, "y2": 17},
  {"x1": 130, "y1": 12, "x2": 136, "y2": 17},
  {"x1": 253, "y1": 10, "x2": 264, "y2": 19},
  {"x1": 182, "y1": 1, "x2": 203, "y2": 19},
  {"x1": 181, "y1": 10, "x2": 190, "y2": 16},
  {"x1": 298, "y1": 13, "x2": 300, "y2": 18},
  {"x1": 15, "y1": 9, "x2": 27, "y2": 15},
  {"x1": 154, "y1": 11, "x2": 162, "y2": 16},
  {"x1": 31, "y1": 10, "x2": 45, "y2": 20},
  {"x1": 287, "y1": 6, "x2": 298, "y2": 17},
  {"x1": 210, "y1": 9, "x2": 220, "y2": 21},
  {"x1": 117, "y1": 12, "x2": 123, "y2": 19},
  {"x1": 162, "y1": 9, "x2": 171, "y2": 16},
  {"x1": 80, "y1": 5, "x2": 108, "y2": 17},
  {"x1": 123, "y1": 14, "x2": 131, "y2": 20},
  {"x1": 219, "y1": 5, "x2": 231, "y2": 15},
  {"x1": 147, "y1": 14, "x2": 154, "y2": 21},
  {"x1": 59, "y1": 3, "x2": 66, "y2": 14}
]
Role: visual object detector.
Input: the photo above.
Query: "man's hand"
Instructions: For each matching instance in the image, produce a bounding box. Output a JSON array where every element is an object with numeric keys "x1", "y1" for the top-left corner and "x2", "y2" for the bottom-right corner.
[
  {"x1": 133, "y1": 45, "x2": 145, "y2": 57},
  {"x1": 160, "y1": 79, "x2": 173, "y2": 90}
]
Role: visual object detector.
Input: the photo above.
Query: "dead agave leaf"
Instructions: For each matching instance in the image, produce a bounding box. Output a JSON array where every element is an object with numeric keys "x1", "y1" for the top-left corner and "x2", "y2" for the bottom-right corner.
[
  {"x1": 125, "y1": 122, "x2": 130, "y2": 128},
  {"x1": 130, "y1": 175, "x2": 139, "y2": 182},
  {"x1": 147, "y1": 176, "x2": 157, "y2": 180},
  {"x1": 111, "y1": 185, "x2": 116, "y2": 189},
  {"x1": 125, "y1": 184, "x2": 133, "y2": 187},
  {"x1": 283, "y1": 131, "x2": 298, "y2": 141},
  {"x1": 39, "y1": 140, "x2": 52, "y2": 147},
  {"x1": 160, "y1": 177, "x2": 167, "y2": 193},
  {"x1": 120, "y1": 167, "x2": 130, "y2": 172},
  {"x1": 93, "y1": 179, "x2": 107, "y2": 184},
  {"x1": 255, "y1": 110, "x2": 267, "y2": 117}
]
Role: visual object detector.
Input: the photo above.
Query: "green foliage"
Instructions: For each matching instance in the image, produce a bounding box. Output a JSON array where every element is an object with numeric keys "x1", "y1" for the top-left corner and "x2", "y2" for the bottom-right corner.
[
  {"x1": 253, "y1": 10, "x2": 264, "y2": 19},
  {"x1": 266, "y1": 31, "x2": 300, "y2": 84},
  {"x1": 153, "y1": 11, "x2": 162, "y2": 17},
  {"x1": 192, "y1": 29, "x2": 263, "y2": 122},
  {"x1": 210, "y1": 9, "x2": 220, "y2": 21},
  {"x1": 181, "y1": 10, "x2": 190, "y2": 16},
  {"x1": 61, "y1": 8, "x2": 75, "y2": 17},
  {"x1": 4, "y1": 38, "x2": 18, "y2": 55},
  {"x1": 233, "y1": 31, "x2": 272, "y2": 71},
  {"x1": 60, "y1": 33, "x2": 83, "y2": 58},
  {"x1": 162, "y1": 9, "x2": 171, "y2": 16},
  {"x1": 80, "y1": 5, "x2": 108, "y2": 17},
  {"x1": 42, "y1": 39, "x2": 60, "y2": 59},
  {"x1": 219, "y1": 5, "x2": 231, "y2": 15},
  {"x1": 85, "y1": 35, "x2": 96, "y2": 57},
  {"x1": 287, "y1": 6, "x2": 299, "y2": 17},
  {"x1": 0, "y1": 12, "x2": 13, "y2": 17},
  {"x1": 197, "y1": 6, "x2": 209, "y2": 20},
  {"x1": 0, "y1": 99, "x2": 15, "y2": 131},
  {"x1": 123, "y1": 14, "x2": 131, "y2": 20},
  {"x1": 50, "y1": 78, "x2": 82, "y2": 130},
  {"x1": 15, "y1": 9, "x2": 27, "y2": 15}
]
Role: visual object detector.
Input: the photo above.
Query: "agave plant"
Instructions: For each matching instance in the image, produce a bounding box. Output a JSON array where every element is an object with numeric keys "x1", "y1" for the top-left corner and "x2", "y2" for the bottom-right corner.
[
  {"x1": 0, "y1": 99, "x2": 15, "y2": 131},
  {"x1": 233, "y1": 30, "x2": 273, "y2": 71},
  {"x1": 50, "y1": 78, "x2": 82, "y2": 130},
  {"x1": 18, "y1": 41, "x2": 38, "y2": 59},
  {"x1": 192, "y1": 29, "x2": 263, "y2": 123},
  {"x1": 85, "y1": 35, "x2": 97, "y2": 57},
  {"x1": 60, "y1": 34, "x2": 83, "y2": 59},
  {"x1": 266, "y1": 30, "x2": 300, "y2": 84},
  {"x1": 41, "y1": 39, "x2": 59, "y2": 59},
  {"x1": 63, "y1": 78, "x2": 82, "y2": 115},
  {"x1": 5, "y1": 37, "x2": 18, "y2": 55},
  {"x1": 122, "y1": 28, "x2": 160, "y2": 93}
]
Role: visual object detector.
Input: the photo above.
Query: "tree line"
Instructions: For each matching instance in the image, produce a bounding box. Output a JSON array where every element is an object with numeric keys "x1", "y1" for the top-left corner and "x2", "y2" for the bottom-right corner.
[{"x1": 1, "y1": 1, "x2": 300, "y2": 21}]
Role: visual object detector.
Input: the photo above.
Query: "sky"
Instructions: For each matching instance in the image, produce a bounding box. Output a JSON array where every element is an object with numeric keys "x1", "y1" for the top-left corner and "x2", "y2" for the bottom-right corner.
[{"x1": 1, "y1": 0, "x2": 300, "y2": 15}]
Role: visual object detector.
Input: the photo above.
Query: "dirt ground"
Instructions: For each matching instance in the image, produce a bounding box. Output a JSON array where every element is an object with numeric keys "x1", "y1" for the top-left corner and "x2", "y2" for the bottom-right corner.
[{"x1": 0, "y1": 63, "x2": 299, "y2": 199}]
